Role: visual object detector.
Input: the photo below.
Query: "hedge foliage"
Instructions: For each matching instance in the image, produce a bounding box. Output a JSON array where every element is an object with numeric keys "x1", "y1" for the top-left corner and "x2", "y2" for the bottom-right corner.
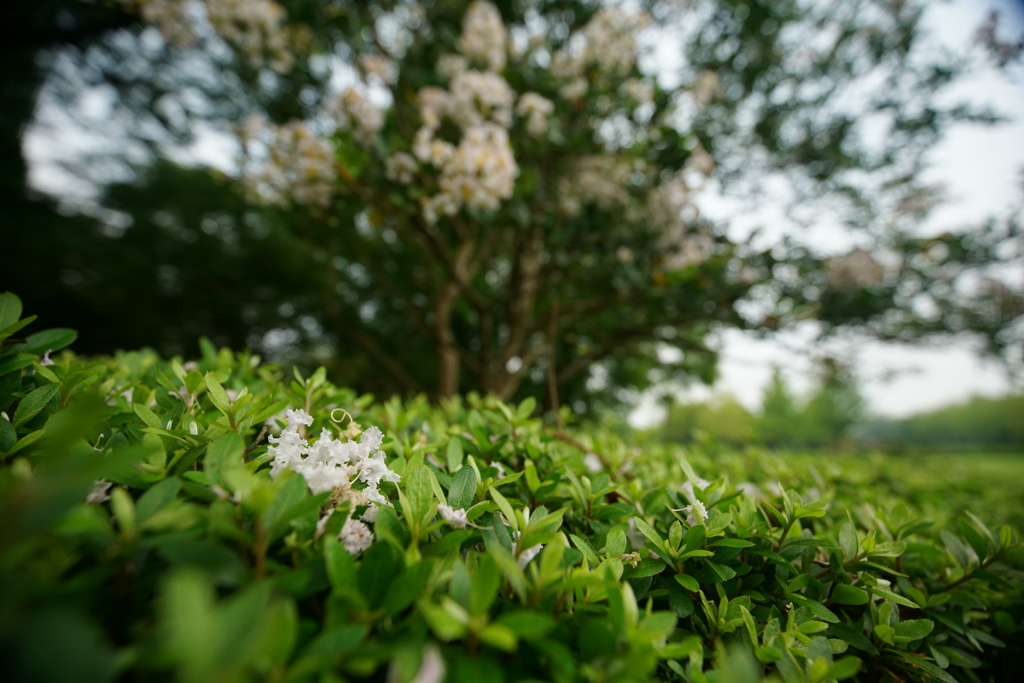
[{"x1": 1, "y1": 291, "x2": 1022, "y2": 683}]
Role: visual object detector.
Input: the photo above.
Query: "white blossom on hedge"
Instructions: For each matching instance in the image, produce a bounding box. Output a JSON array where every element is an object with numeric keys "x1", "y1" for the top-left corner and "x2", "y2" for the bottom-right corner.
[{"x1": 268, "y1": 409, "x2": 398, "y2": 532}]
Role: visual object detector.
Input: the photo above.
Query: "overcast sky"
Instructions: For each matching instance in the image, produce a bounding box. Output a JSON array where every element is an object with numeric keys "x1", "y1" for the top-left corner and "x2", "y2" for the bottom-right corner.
[{"x1": 631, "y1": 0, "x2": 1024, "y2": 426}]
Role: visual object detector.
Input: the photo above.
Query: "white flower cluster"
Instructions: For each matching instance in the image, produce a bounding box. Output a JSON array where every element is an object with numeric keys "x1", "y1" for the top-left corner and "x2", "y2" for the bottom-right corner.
[
  {"x1": 680, "y1": 478, "x2": 711, "y2": 526},
  {"x1": 385, "y1": 152, "x2": 419, "y2": 185},
  {"x1": 268, "y1": 408, "x2": 399, "y2": 554},
  {"x1": 552, "y1": 8, "x2": 651, "y2": 83},
  {"x1": 444, "y1": 70, "x2": 517, "y2": 129},
  {"x1": 557, "y1": 156, "x2": 634, "y2": 216},
  {"x1": 437, "y1": 503, "x2": 468, "y2": 529},
  {"x1": 458, "y1": 0, "x2": 507, "y2": 71},
  {"x1": 826, "y1": 249, "x2": 886, "y2": 290},
  {"x1": 204, "y1": 0, "x2": 294, "y2": 72},
  {"x1": 359, "y1": 54, "x2": 397, "y2": 84},
  {"x1": 240, "y1": 117, "x2": 337, "y2": 208},
  {"x1": 123, "y1": 0, "x2": 293, "y2": 72},
  {"x1": 328, "y1": 87, "x2": 385, "y2": 146},
  {"x1": 401, "y1": 4, "x2": 519, "y2": 224},
  {"x1": 130, "y1": 0, "x2": 195, "y2": 47},
  {"x1": 516, "y1": 92, "x2": 554, "y2": 137}
]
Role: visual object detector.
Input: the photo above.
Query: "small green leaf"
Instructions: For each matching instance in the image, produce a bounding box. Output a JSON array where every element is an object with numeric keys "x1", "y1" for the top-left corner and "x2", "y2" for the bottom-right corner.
[
  {"x1": 204, "y1": 373, "x2": 231, "y2": 414},
  {"x1": 136, "y1": 477, "x2": 181, "y2": 526},
  {"x1": 205, "y1": 433, "x2": 244, "y2": 489},
  {"x1": 959, "y1": 519, "x2": 988, "y2": 561},
  {"x1": 447, "y1": 464, "x2": 477, "y2": 510},
  {"x1": 324, "y1": 536, "x2": 357, "y2": 588},
  {"x1": 633, "y1": 517, "x2": 664, "y2": 550},
  {"x1": 870, "y1": 587, "x2": 921, "y2": 609},
  {"x1": 622, "y1": 558, "x2": 667, "y2": 579},
  {"x1": 675, "y1": 574, "x2": 700, "y2": 592},
  {"x1": 831, "y1": 584, "x2": 869, "y2": 606},
  {"x1": 446, "y1": 438, "x2": 464, "y2": 471},
  {"x1": 894, "y1": 619, "x2": 934, "y2": 642},
  {"x1": 570, "y1": 534, "x2": 600, "y2": 566},
  {"x1": 0, "y1": 292, "x2": 22, "y2": 330},
  {"x1": 13, "y1": 382, "x2": 60, "y2": 427},
  {"x1": 133, "y1": 402, "x2": 163, "y2": 430},
  {"x1": 606, "y1": 527, "x2": 626, "y2": 557},
  {"x1": 826, "y1": 656, "x2": 862, "y2": 681}
]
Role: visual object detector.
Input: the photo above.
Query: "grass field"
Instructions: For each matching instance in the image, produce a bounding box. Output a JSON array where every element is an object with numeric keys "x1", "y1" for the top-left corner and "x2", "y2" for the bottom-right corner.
[{"x1": 782, "y1": 450, "x2": 1024, "y2": 531}]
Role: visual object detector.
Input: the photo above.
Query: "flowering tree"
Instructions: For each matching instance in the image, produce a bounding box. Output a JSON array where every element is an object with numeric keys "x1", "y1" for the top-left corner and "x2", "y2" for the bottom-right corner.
[{"x1": 6, "y1": 0, "x2": 1023, "y2": 408}]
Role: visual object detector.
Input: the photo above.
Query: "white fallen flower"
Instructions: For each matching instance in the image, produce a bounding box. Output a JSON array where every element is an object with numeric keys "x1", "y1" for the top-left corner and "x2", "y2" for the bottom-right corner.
[
  {"x1": 86, "y1": 480, "x2": 113, "y2": 505},
  {"x1": 437, "y1": 503, "x2": 468, "y2": 529},
  {"x1": 339, "y1": 517, "x2": 374, "y2": 555},
  {"x1": 583, "y1": 452, "x2": 603, "y2": 474}
]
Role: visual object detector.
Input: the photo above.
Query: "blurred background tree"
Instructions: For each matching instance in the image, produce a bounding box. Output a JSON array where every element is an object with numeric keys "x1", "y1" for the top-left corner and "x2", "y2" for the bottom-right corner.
[{"x1": 2, "y1": 0, "x2": 1021, "y2": 411}]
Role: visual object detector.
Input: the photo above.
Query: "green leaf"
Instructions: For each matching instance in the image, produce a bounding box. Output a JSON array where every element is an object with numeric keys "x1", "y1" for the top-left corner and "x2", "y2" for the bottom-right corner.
[
  {"x1": 826, "y1": 656, "x2": 862, "y2": 681},
  {"x1": 384, "y1": 560, "x2": 433, "y2": 616},
  {"x1": 0, "y1": 292, "x2": 22, "y2": 331},
  {"x1": 839, "y1": 523, "x2": 859, "y2": 561},
  {"x1": 674, "y1": 574, "x2": 700, "y2": 592},
  {"x1": 470, "y1": 553, "x2": 501, "y2": 616},
  {"x1": 831, "y1": 584, "x2": 869, "y2": 606},
  {"x1": 405, "y1": 464, "x2": 434, "y2": 526},
  {"x1": 941, "y1": 530, "x2": 972, "y2": 570},
  {"x1": 622, "y1": 558, "x2": 667, "y2": 579},
  {"x1": 0, "y1": 416, "x2": 16, "y2": 451},
  {"x1": 0, "y1": 353, "x2": 35, "y2": 377},
  {"x1": 516, "y1": 397, "x2": 536, "y2": 421},
  {"x1": 606, "y1": 527, "x2": 627, "y2": 557},
  {"x1": 869, "y1": 541, "x2": 906, "y2": 558},
  {"x1": 13, "y1": 382, "x2": 60, "y2": 427},
  {"x1": 959, "y1": 519, "x2": 988, "y2": 561},
  {"x1": 570, "y1": 534, "x2": 600, "y2": 567},
  {"x1": 826, "y1": 623, "x2": 878, "y2": 655},
  {"x1": 693, "y1": 562, "x2": 736, "y2": 583},
  {"x1": 894, "y1": 619, "x2": 934, "y2": 642},
  {"x1": 489, "y1": 487, "x2": 517, "y2": 533},
  {"x1": 324, "y1": 536, "x2": 357, "y2": 588},
  {"x1": 204, "y1": 373, "x2": 231, "y2": 415},
  {"x1": 133, "y1": 402, "x2": 163, "y2": 430},
  {"x1": 262, "y1": 474, "x2": 308, "y2": 537},
  {"x1": 870, "y1": 587, "x2": 921, "y2": 609},
  {"x1": 479, "y1": 624, "x2": 517, "y2": 652},
  {"x1": 205, "y1": 433, "x2": 244, "y2": 489},
  {"x1": 12, "y1": 328, "x2": 77, "y2": 355},
  {"x1": 710, "y1": 538, "x2": 754, "y2": 548},
  {"x1": 684, "y1": 523, "x2": 706, "y2": 552},
  {"x1": 447, "y1": 464, "x2": 477, "y2": 510},
  {"x1": 496, "y1": 610, "x2": 555, "y2": 640},
  {"x1": 136, "y1": 477, "x2": 181, "y2": 526},
  {"x1": 633, "y1": 517, "x2": 664, "y2": 550},
  {"x1": 446, "y1": 438, "x2": 464, "y2": 471}
]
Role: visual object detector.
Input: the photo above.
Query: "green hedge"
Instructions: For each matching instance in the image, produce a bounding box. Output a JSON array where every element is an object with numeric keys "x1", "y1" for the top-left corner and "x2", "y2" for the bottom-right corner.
[{"x1": 1, "y1": 292, "x2": 1022, "y2": 683}]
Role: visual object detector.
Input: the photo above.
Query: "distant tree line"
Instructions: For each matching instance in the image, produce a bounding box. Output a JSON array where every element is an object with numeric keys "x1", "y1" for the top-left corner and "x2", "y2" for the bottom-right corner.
[
  {"x1": 661, "y1": 359, "x2": 864, "y2": 450},
  {"x1": 857, "y1": 394, "x2": 1024, "y2": 452},
  {"x1": 660, "y1": 361, "x2": 1023, "y2": 451}
]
